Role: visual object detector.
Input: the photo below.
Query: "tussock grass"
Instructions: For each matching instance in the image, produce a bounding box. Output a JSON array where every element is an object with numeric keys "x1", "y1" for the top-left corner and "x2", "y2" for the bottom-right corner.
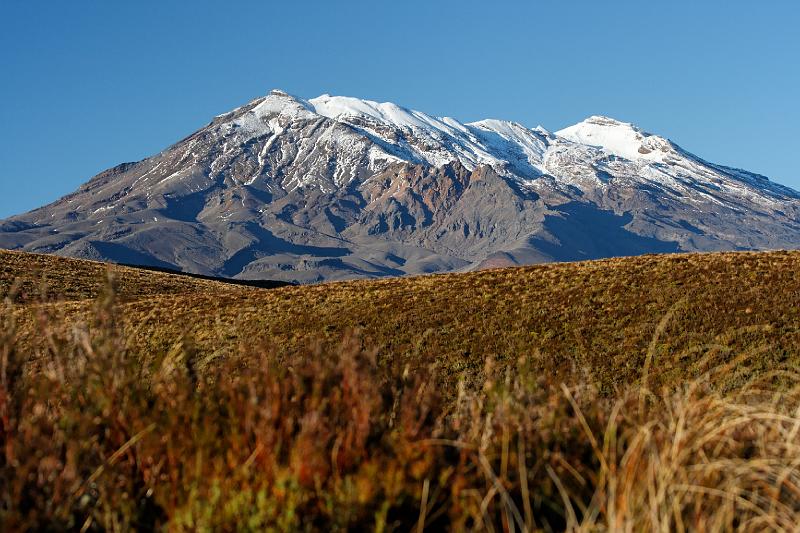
[
  {"x1": 2, "y1": 256, "x2": 800, "y2": 531},
  {"x1": 8, "y1": 249, "x2": 800, "y2": 393}
]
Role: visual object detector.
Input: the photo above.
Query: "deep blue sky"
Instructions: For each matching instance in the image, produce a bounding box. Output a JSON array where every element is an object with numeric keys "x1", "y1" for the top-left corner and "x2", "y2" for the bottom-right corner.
[{"x1": 1, "y1": 1, "x2": 798, "y2": 218}]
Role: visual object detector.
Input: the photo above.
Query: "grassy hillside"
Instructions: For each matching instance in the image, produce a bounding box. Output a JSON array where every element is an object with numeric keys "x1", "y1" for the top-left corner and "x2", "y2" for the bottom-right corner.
[
  {"x1": 8, "y1": 249, "x2": 800, "y2": 391},
  {"x1": 0, "y1": 249, "x2": 288, "y2": 303},
  {"x1": 2, "y1": 249, "x2": 800, "y2": 530}
]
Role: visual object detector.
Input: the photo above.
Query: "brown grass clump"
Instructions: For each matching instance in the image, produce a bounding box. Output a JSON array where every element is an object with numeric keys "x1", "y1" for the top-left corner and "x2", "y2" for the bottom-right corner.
[{"x1": 2, "y1": 273, "x2": 800, "y2": 531}]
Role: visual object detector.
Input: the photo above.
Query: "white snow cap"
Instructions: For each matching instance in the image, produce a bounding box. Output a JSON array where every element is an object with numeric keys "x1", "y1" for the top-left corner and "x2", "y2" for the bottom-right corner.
[
  {"x1": 308, "y1": 93, "x2": 458, "y2": 132},
  {"x1": 249, "y1": 89, "x2": 316, "y2": 119},
  {"x1": 216, "y1": 89, "x2": 795, "y2": 206},
  {"x1": 249, "y1": 91, "x2": 677, "y2": 167},
  {"x1": 556, "y1": 116, "x2": 673, "y2": 161}
]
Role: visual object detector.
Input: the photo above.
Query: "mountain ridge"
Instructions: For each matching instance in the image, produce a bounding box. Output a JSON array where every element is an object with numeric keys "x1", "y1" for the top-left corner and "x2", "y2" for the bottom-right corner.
[{"x1": 1, "y1": 89, "x2": 798, "y2": 282}]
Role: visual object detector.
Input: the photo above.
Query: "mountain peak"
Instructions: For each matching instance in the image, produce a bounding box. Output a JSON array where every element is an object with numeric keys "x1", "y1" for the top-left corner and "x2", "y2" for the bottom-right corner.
[
  {"x1": 581, "y1": 115, "x2": 630, "y2": 126},
  {"x1": 4, "y1": 90, "x2": 797, "y2": 284},
  {"x1": 556, "y1": 115, "x2": 674, "y2": 161},
  {"x1": 307, "y1": 93, "x2": 446, "y2": 131},
  {"x1": 239, "y1": 90, "x2": 316, "y2": 122}
]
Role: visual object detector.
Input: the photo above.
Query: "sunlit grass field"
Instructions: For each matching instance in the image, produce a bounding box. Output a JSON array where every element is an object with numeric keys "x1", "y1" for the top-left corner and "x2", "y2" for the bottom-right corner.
[{"x1": 2, "y1": 249, "x2": 800, "y2": 530}]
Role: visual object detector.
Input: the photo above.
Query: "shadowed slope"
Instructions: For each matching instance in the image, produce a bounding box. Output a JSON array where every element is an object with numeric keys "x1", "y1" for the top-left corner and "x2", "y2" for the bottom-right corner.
[{"x1": 0, "y1": 249, "x2": 288, "y2": 303}]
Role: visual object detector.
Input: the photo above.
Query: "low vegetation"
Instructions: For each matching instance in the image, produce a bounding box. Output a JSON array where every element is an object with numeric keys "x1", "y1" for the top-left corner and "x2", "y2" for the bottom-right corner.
[{"x1": 2, "y1": 249, "x2": 800, "y2": 530}]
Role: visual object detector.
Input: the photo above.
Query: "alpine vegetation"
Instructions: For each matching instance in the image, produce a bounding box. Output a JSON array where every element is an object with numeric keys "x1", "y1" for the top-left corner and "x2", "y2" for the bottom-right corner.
[{"x1": 2, "y1": 249, "x2": 800, "y2": 530}]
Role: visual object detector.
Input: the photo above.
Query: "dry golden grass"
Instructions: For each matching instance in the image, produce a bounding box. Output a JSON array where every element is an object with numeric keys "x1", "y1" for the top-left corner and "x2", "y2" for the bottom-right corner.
[
  {"x1": 7, "y1": 249, "x2": 800, "y2": 391},
  {"x1": 0, "y1": 249, "x2": 263, "y2": 303},
  {"x1": 2, "y1": 249, "x2": 800, "y2": 530}
]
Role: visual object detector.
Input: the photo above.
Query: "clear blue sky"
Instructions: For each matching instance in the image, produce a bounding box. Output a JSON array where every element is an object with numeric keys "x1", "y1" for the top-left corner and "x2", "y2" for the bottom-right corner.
[{"x1": 1, "y1": 1, "x2": 798, "y2": 219}]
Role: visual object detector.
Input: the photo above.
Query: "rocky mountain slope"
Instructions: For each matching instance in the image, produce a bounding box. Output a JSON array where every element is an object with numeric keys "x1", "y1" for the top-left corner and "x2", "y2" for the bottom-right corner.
[{"x1": 2, "y1": 90, "x2": 799, "y2": 282}]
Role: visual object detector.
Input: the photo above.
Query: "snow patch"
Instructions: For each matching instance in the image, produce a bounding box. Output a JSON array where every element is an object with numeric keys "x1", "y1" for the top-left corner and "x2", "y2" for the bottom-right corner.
[{"x1": 556, "y1": 116, "x2": 671, "y2": 162}]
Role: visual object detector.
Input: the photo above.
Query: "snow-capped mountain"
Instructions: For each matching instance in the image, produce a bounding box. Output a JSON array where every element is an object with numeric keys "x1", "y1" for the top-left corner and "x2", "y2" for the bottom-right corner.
[{"x1": 2, "y1": 89, "x2": 799, "y2": 282}]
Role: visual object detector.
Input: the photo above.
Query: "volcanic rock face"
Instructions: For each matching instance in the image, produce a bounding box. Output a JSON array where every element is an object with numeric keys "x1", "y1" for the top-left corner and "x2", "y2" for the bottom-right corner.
[{"x1": 2, "y1": 90, "x2": 799, "y2": 282}]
